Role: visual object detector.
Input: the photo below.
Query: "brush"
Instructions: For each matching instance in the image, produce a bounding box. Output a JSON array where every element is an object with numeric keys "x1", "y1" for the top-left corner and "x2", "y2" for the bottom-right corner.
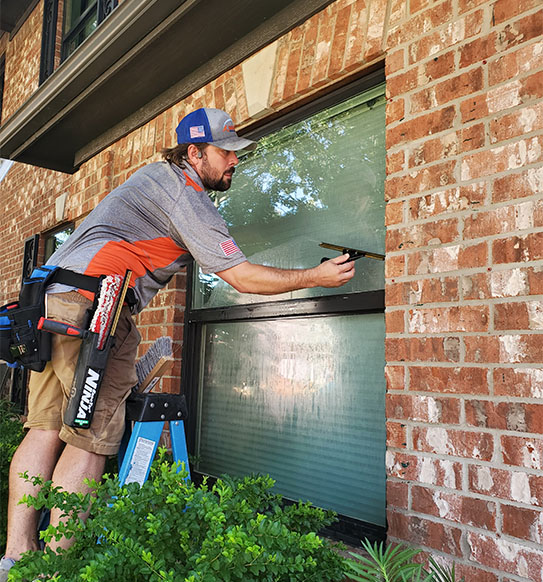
[{"x1": 135, "y1": 336, "x2": 173, "y2": 393}]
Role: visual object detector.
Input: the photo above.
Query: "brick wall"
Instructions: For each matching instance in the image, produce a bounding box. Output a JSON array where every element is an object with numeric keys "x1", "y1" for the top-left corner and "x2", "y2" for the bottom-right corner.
[
  {"x1": 384, "y1": 0, "x2": 543, "y2": 580},
  {"x1": 0, "y1": 0, "x2": 542, "y2": 579}
]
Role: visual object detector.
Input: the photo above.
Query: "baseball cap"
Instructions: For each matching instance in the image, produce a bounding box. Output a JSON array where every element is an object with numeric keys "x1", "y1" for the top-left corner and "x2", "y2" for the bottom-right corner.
[{"x1": 175, "y1": 108, "x2": 257, "y2": 152}]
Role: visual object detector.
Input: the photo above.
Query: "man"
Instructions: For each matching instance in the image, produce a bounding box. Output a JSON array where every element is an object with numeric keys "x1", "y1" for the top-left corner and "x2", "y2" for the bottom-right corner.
[{"x1": 0, "y1": 108, "x2": 354, "y2": 578}]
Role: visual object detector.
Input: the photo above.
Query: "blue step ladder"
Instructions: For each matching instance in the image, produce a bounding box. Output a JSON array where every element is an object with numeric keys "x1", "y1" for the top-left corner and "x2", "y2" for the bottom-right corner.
[{"x1": 118, "y1": 391, "x2": 190, "y2": 486}]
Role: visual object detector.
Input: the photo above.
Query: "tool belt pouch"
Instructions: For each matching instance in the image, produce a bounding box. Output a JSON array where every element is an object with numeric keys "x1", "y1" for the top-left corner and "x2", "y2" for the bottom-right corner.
[{"x1": 0, "y1": 266, "x2": 59, "y2": 372}]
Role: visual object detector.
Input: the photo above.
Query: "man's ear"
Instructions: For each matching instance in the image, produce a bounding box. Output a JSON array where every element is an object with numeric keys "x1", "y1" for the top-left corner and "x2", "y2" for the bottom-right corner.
[{"x1": 187, "y1": 144, "x2": 203, "y2": 164}]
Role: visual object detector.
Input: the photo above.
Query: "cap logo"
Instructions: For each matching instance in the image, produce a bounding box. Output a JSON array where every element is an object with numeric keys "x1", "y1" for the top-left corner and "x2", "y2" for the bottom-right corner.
[
  {"x1": 223, "y1": 118, "x2": 235, "y2": 133},
  {"x1": 190, "y1": 125, "x2": 206, "y2": 139}
]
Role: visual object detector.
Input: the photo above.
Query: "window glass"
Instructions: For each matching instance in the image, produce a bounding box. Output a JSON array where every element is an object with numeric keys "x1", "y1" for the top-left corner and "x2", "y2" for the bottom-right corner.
[
  {"x1": 44, "y1": 225, "x2": 74, "y2": 262},
  {"x1": 196, "y1": 313, "x2": 386, "y2": 526},
  {"x1": 191, "y1": 83, "x2": 387, "y2": 529},
  {"x1": 192, "y1": 85, "x2": 386, "y2": 309}
]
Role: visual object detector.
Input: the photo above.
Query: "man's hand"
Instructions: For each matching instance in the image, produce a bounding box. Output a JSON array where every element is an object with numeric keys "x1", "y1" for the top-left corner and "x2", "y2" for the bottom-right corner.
[
  {"x1": 217, "y1": 254, "x2": 355, "y2": 295},
  {"x1": 311, "y1": 253, "x2": 355, "y2": 288}
]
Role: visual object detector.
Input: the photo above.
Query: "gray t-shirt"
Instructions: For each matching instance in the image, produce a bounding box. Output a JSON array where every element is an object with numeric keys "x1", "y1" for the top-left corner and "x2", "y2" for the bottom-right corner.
[{"x1": 47, "y1": 161, "x2": 246, "y2": 313}]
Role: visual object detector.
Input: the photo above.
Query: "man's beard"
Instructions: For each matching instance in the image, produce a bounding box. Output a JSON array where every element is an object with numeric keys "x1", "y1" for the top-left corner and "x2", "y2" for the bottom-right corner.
[{"x1": 200, "y1": 156, "x2": 235, "y2": 191}]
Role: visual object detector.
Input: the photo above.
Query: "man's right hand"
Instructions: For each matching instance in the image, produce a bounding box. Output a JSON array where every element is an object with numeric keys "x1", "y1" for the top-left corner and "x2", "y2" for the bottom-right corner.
[{"x1": 310, "y1": 253, "x2": 355, "y2": 288}]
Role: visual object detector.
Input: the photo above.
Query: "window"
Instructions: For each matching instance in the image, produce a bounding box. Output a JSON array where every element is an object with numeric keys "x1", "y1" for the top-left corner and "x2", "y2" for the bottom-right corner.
[
  {"x1": 62, "y1": 0, "x2": 118, "y2": 60},
  {"x1": 184, "y1": 74, "x2": 387, "y2": 544},
  {"x1": 44, "y1": 224, "x2": 74, "y2": 262},
  {"x1": 40, "y1": 0, "x2": 118, "y2": 83}
]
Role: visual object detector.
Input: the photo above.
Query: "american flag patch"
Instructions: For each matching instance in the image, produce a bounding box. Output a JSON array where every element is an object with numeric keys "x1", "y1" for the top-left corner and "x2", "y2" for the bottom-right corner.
[
  {"x1": 220, "y1": 239, "x2": 240, "y2": 256},
  {"x1": 190, "y1": 125, "x2": 206, "y2": 139}
]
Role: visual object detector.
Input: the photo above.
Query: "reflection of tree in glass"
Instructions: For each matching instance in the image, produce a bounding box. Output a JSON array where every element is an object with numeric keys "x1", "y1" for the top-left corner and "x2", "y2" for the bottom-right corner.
[
  {"x1": 196, "y1": 89, "x2": 387, "y2": 308},
  {"x1": 215, "y1": 95, "x2": 385, "y2": 229}
]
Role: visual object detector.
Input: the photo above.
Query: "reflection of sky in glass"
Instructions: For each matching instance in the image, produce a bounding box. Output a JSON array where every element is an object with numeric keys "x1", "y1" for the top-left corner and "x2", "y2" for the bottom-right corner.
[{"x1": 194, "y1": 84, "x2": 386, "y2": 309}]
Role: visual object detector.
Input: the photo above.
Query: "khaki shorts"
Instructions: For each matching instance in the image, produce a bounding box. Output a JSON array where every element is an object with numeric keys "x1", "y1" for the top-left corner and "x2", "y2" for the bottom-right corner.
[{"x1": 25, "y1": 291, "x2": 141, "y2": 456}]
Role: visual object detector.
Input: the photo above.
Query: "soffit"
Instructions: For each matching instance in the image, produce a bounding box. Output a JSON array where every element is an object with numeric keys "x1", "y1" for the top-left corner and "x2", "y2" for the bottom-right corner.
[{"x1": 0, "y1": 0, "x2": 334, "y2": 173}]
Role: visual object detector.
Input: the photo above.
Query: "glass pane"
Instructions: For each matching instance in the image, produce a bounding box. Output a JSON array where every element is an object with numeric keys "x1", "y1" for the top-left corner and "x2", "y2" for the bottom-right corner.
[
  {"x1": 193, "y1": 85, "x2": 386, "y2": 309},
  {"x1": 196, "y1": 313, "x2": 386, "y2": 526}
]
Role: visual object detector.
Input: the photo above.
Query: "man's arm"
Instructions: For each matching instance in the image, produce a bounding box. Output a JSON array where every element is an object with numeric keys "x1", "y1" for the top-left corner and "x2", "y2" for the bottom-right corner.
[{"x1": 216, "y1": 254, "x2": 355, "y2": 295}]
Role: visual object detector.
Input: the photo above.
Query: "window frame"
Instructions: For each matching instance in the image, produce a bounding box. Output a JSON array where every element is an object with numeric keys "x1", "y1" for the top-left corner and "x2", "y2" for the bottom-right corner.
[{"x1": 181, "y1": 70, "x2": 387, "y2": 546}]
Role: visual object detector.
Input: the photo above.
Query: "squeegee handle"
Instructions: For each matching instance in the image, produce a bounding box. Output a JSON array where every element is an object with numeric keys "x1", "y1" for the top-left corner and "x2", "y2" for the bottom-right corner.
[{"x1": 38, "y1": 317, "x2": 88, "y2": 339}]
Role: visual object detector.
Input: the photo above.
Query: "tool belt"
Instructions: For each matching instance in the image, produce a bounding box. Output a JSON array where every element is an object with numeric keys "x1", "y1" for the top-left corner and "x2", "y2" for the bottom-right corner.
[{"x1": 0, "y1": 266, "x2": 134, "y2": 372}]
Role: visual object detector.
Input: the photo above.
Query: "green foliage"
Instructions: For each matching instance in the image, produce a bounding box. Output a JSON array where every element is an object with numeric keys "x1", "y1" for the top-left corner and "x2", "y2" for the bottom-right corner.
[
  {"x1": 344, "y1": 539, "x2": 464, "y2": 582},
  {"x1": 9, "y1": 451, "x2": 345, "y2": 582},
  {"x1": 0, "y1": 398, "x2": 25, "y2": 552}
]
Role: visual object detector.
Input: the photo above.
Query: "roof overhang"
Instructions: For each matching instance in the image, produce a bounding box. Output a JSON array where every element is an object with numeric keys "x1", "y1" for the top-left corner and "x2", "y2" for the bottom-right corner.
[
  {"x1": 0, "y1": 0, "x2": 37, "y2": 33},
  {"x1": 0, "y1": 0, "x2": 334, "y2": 174}
]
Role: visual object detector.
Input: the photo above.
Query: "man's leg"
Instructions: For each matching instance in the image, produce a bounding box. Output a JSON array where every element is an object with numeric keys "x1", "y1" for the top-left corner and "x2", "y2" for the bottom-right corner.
[
  {"x1": 47, "y1": 444, "x2": 106, "y2": 552},
  {"x1": 4, "y1": 429, "x2": 65, "y2": 561}
]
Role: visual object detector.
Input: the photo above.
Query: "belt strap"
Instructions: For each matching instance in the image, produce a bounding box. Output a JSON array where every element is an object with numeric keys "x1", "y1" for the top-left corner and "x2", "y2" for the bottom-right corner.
[{"x1": 50, "y1": 268, "x2": 137, "y2": 307}]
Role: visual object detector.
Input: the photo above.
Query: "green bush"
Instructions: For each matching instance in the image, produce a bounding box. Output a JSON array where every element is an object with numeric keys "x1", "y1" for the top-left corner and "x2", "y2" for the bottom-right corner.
[
  {"x1": 9, "y1": 451, "x2": 346, "y2": 581},
  {"x1": 0, "y1": 398, "x2": 25, "y2": 552}
]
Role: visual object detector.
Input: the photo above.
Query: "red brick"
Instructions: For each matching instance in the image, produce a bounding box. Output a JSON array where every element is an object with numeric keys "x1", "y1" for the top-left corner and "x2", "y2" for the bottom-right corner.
[
  {"x1": 458, "y1": 34, "x2": 498, "y2": 69},
  {"x1": 466, "y1": 531, "x2": 543, "y2": 580},
  {"x1": 387, "y1": 68, "x2": 419, "y2": 97},
  {"x1": 491, "y1": 100, "x2": 543, "y2": 146},
  {"x1": 461, "y1": 272, "x2": 490, "y2": 300},
  {"x1": 502, "y1": 435, "x2": 543, "y2": 470},
  {"x1": 493, "y1": 0, "x2": 543, "y2": 26},
  {"x1": 460, "y1": 123, "x2": 485, "y2": 152},
  {"x1": 387, "y1": 393, "x2": 461, "y2": 424},
  {"x1": 434, "y1": 68, "x2": 484, "y2": 106},
  {"x1": 311, "y1": 8, "x2": 334, "y2": 88},
  {"x1": 385, "y1": 254, "x2": 405, "y2": 278},
  {"x1": 386, "y1": 97, "x2": 406, "y2": 124},
  {"x1": 386, "y1": 150, "x2": 405, "y2": 177},
  {"x1": 386, "y1": 337, "x2": 461, "y2": 363},
  {"x1": 364, "y1": 0, "x2": 387, "y2": 60},
  {"x1": 409, "y1": 366, "x2": 488, "y2": 394},
  {"x1": 409, "y1": 183, "x2": 486, "y2": 220},
  {"x1": 407, "y1": 133, "x2": 459, "y2": 166},
  {"x1": 494, "y1": 367, "x2": 543, "y2": 398},
  {"x1": 495, "y1": 300, "x2": 543, "y2": 331},
  {"x1": 296, "y1": 19, "x2": 319, "y2": 95},
  {"x1": 386, "y1": 106, "x2": 456, "y2": 148},
  {"x1": 407, "y1": 242, "x2": 488, "y2": 276},
  {"x1": 489, "y1": 39, "x2": 543, "y2": 86},
  {"x1": 411, "y1": 486, "x2": 496, "y2": 529},
  {"x1": 385, "y1": 198, "x2": 404, "y2": 225},
  {"x1": 385, "y1": 161, "x2": 456, "y2": 199},
  {"x1": 385, "y1": 365, "x2": 406, "y2": 391},
  {"x1": 493, "y1": 167, "x2": 543, "y2": 203},
  {"x1": 386, "y1": 309, "x2": 405, "y2": 333},
  {"x1": 423, "y1": 51, "x2": 455, "y2": 82},
  {"x1": 389, "y1": 0, "x2": 453, "y2": 47},
  {"x1": 407, "y1": 276, "x2": 459, "y2": 303},
  {"x1": 464, "y1": 200, "x2": 539, "y2": 239},
  {"x1": 409, "y1": 305, "x2": 489, "y2": 333},
  {"x1": 461, "y1": 136, "x2": 543, "y2": 181},
  {"x1": 502, "y1": 504, "x2": 543, "y2": 544},
  {"x1": 493, "y1": 233, "x2": 543, "y2": 264},
  {"x1": 387, "y1": 218, "x2": 459, "y2": 251},
  {"x1": 387, "y1": 421, "x2": 408, "y2": 448},
  {"x1": 496, "y1": 10, "x2": 543, "y2": 52},
  {"x1": 328, "y1": 5, "x2": 351, "y2": 79},
  {"x1": 343, "y1": 0, "x2": 367, "y2": 72},
  {"x1": 385, "y1": 48, "x2": 405, "y2": 76},
  {"x1": 387, "y1": 511, "x2": 463, "y2": 556},
  {"x1": 413, "y1": 426, "x2": 494, "y2": 460},
  {"x1": 386, "y1": 480, "x2": 409, "y2": 509},
  {"x1": 467, "y1": 400, "x2": 543, "y2": 434}
]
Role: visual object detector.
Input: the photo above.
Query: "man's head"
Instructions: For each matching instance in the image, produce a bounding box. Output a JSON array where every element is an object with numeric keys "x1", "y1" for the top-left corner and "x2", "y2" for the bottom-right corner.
[{"x1": 162, "y1": 108, "x2": 257, "y2": 191}]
